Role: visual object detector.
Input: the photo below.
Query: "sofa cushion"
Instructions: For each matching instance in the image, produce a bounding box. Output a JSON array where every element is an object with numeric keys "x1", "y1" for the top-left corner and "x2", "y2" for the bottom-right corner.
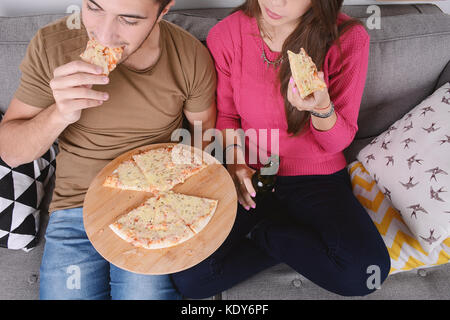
[
  {"x1": 348, "y1": 161, "x2": 450, "y2": 274},
  {"x1": 356, "y1": 82, "x2": 450, "y2": 253},
  {"x1": 165, "y1": 12, "x2": 220, "y2": 43},
  {"x1": 0, "y1": 115, "x2": 57, "y2": 251}
]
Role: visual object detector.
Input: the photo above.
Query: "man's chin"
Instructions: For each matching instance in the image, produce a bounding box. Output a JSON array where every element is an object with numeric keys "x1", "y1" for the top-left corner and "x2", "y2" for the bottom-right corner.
[{"x1": 118, "y1": 52, "x2": 130, "y2": 65}]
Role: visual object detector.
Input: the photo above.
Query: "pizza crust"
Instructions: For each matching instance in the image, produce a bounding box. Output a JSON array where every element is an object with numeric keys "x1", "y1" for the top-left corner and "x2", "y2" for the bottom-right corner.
[
  {"x1": 190, "y1": 200, "x2": 218, "y2": 234},
  {"x1": 109, "y1": 222, "x2": 132, "y2": 243}
]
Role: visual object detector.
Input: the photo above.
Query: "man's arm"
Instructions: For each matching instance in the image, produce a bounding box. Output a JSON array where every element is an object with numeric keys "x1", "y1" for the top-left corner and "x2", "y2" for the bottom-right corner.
[
  {"x1": 0, "y1": 99, "x2": 67, "y2": 168},
  {"x1": 0, "y1": 61, "x2": 110, "y2": 168},
  {"x1": 183, "y1": 102, "x2": 217, "y2": 151}
]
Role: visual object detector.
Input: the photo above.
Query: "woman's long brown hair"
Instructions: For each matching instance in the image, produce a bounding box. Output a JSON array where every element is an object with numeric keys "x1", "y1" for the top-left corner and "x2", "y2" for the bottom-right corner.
[{"x1": 232, "y1": 0, "x2": 364, "y2": 136}]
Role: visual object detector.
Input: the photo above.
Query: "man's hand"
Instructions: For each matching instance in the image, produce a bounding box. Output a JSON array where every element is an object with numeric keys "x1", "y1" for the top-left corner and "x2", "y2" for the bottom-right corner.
[{"x1": 50, "y1": 60, "x2": 111, "y2": 124}]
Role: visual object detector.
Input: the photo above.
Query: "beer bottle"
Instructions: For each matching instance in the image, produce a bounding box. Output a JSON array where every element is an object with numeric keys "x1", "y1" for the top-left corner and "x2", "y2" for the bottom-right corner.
[{"x1": 251, "y1": 156, "x2": 279, "y2": 204}]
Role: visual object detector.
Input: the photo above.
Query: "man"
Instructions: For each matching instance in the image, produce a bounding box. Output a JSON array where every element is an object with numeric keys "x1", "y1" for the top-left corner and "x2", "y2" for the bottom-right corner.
[{"x1": 0, "y1": 0, "x2": 217, "y2": 299}]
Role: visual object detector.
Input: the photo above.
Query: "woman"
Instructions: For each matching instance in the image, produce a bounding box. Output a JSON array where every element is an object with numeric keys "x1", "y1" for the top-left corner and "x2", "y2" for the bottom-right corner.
[{"x1": 171, "y1": 0, "x2": 391, "y2": 299}]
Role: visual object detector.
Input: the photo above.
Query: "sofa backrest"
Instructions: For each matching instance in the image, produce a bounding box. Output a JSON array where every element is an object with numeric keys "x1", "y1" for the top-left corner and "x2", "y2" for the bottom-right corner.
[
  {"x1": 355, "y1": 13, "x2": 450, "y2": 139},
  {"x1": 0, "y1": 5, "x2": 449, "y2": 162},
  {"x1": 0, "y1": 14, "x2": 65, "y2": 115}
]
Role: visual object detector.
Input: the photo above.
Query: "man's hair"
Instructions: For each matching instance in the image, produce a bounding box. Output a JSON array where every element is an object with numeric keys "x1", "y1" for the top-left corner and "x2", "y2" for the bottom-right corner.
[{"x1": 155, "y1": 0, "x2": 172, "y2": 16}]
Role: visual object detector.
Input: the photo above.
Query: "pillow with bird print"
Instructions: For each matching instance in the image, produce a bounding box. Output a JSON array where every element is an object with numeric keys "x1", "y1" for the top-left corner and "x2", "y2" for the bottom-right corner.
[{"x1": 357, "y1": 82, "x2": 450, "y2": 253}]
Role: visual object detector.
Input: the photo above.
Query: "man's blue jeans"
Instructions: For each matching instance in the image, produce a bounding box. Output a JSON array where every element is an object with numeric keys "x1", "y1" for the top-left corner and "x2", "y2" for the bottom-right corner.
[{"x1": 39, "y1": 207, "x2": 182, "y2": 300}]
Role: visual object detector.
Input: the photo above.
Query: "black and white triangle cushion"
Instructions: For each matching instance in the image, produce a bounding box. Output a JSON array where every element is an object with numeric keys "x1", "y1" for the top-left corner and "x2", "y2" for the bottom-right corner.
[{"x1": 0, "y1": 113, "x2": 57, "y2": 251}]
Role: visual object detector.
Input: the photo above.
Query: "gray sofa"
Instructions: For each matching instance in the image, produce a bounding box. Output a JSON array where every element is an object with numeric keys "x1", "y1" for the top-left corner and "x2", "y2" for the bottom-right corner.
[{"x1": 0, "y1": 4, "x2": 449, "y2": 300}]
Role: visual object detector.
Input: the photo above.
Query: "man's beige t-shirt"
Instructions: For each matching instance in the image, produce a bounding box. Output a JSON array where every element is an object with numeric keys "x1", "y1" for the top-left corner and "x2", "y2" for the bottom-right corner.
[{"x1": 14, "y1": 16, "x2": 217, "y2": 213}]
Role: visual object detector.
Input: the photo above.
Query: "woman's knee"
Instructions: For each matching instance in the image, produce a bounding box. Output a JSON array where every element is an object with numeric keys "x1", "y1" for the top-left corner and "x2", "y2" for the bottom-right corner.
[
  {"x1": 331, "y1": 246, "x2": 391, "y2": 297},
  {"x1": 171, "y1": 275, "x2": 217, "y2": 300},
  {"x1": 171, "y1": 259, "x2": 221, "y2": 299}
]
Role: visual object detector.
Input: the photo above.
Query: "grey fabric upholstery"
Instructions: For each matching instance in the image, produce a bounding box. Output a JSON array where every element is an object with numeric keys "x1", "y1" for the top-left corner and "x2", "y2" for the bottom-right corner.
[
  {"x1": 341, "y1": 4, "x2": 443, "y2": 18},
  {"x1": 435, "y1": 60, "x2": 450, "y2": 91},
  {"x1": 0, "y1": 4, "x2": 449, "y2": 300},
  {"x1": 222, "y1": 263, "x2": 450, "y2": 300},
  {"x1": 0, "y1": 14, "x2": 66, "y2": 114},
  {"x1": 169, "y1": 4, "x2": 443, "y2": 21},
  {"x1": 344, "y1": 12, "x2": 450, "y2": 162}
]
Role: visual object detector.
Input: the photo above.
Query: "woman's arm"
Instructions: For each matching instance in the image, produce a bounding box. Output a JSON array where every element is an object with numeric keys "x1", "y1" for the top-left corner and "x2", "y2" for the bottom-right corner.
[
  {"x1": 206, "y1": 22, "x2": 241, "y2": 134},
  {"x1": 206, "y1": 22, "x2": 257, "y2": 210},
  {"x1": 309, "y1": 29, "x2": 370, "y2": 153}
]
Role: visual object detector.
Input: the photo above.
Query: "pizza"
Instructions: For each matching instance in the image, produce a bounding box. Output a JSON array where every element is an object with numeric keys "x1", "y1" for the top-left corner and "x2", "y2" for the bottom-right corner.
[
  {"x1": 131, "y1": 145, "x2": 209, "y2": 192},
  {"x1": 109, "y1": 192, "x2": 218, "y2": 249},
  {"x1": 80, "y1": 38, "x2": 124, "y2": 75},
  {"x1": 103, "y1": 159, "x2": 155, "y2": 193},
  {"x1": 104, "y1": 144, "x2": 219, "y2": 249},
  {"x1": 160, "y1": 192, "x2": 218, "y2": 234},
  {"x1": 103, "y1": 145, "x2": 209, "y2": 193},
  {"x1": 287, "y1": 48, "x2": 327, "y2": 99}
]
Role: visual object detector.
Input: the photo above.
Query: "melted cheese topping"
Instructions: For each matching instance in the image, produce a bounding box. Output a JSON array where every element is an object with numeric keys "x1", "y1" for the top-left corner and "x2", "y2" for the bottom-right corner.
[
  {"x1": 114, "y1": 197, "x2": 196, "y2": 248},
  {"x1": 132, "y1": 147, "x2": 206, "y2": 192},
  {"x1": 116, "y1": 160, "x2": 149, "y2": 190},
  {"x1": 161, "y1": 192, "x2": 217, "y2": 227}
]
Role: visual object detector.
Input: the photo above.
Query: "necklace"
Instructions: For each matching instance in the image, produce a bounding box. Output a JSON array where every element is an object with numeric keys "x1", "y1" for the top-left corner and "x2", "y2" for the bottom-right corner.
[
  {"x1": 257, "y1": 19, "x2": 284, "y2": 68},
  {"x1": 260, "y1": 39, "x2": 283, "y2": 68}
]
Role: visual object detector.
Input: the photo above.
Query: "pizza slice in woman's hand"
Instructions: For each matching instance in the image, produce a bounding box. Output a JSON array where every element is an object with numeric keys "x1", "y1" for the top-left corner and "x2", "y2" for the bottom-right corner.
[{"x1": 288, "y1": 48, "x2": 327, "y2": 99}]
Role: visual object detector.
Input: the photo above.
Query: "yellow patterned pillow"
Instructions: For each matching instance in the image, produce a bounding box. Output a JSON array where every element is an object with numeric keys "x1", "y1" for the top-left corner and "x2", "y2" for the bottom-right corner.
[{"x1": 348, "y1": 161, "x2": 450, "y2": 275}]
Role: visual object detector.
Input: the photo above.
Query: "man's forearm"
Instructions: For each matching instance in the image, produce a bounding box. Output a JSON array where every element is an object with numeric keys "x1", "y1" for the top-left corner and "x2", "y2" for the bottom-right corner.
[
  {"x1": 187, "y1": 117, "x2": 217, "y2": 151},
  {"x1": 0, "y1": 104, "x2": 67, "y2": 167}
]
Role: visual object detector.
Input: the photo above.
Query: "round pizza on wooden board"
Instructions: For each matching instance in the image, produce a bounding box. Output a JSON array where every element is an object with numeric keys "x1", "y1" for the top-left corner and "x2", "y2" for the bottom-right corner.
[{"x1": 83, "y1": 143, "x2": 237, "y2": 275}]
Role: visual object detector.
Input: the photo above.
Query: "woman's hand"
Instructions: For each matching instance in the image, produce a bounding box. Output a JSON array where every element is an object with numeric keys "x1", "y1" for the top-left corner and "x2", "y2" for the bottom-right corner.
[
  {"x1": 287, "y1": 72, "x2": 331, "y2": 113},
  {"x1": 226, "y1": 163, "x2": 256, "y2": 211}
]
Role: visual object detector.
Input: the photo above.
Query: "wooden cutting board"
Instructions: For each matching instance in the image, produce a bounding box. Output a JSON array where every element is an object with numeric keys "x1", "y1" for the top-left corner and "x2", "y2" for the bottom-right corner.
[{"x1": 83, "y1": 142, "x2": 237, "y2": 275}]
